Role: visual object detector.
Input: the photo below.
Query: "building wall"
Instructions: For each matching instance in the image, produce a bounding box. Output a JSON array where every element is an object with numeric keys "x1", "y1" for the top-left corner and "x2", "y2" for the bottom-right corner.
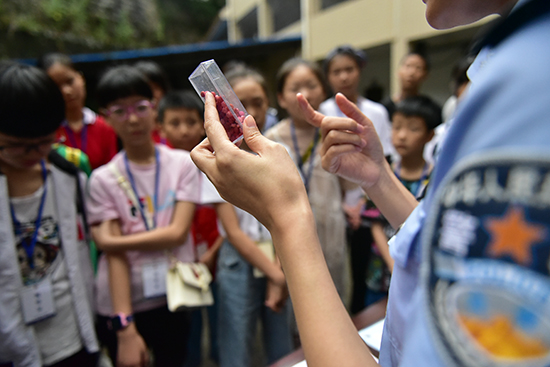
[
  {"x1": 308, "y1": 0, "x2": 394, "y2": 60},
  {"x1": 224, "y1": 0, "x2": 494, "y2": 108}
]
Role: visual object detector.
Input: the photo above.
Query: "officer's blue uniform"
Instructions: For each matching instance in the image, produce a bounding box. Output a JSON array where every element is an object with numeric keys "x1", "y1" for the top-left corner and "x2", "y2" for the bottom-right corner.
[{"x1": 379, "y1": 0, "x2": 550, "y2": 365}]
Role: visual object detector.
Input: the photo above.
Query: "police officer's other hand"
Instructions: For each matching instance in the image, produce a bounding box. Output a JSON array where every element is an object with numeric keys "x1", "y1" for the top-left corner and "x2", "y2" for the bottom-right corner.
[
  {"x1": 298, "y1": 93, "x2": 386, "y2": 189},
  {"x1": 191, "y1": 92, "x2": 308, "y2": 231}
]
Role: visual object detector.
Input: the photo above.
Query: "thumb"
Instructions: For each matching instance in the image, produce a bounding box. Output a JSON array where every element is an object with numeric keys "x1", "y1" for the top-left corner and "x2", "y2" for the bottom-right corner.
[
  {"x1": 242, "y1": 115, "x2": 267, "y2": 152},
  {"x1": 335, "y1": 93, "x2": 372, "y2": 127}
]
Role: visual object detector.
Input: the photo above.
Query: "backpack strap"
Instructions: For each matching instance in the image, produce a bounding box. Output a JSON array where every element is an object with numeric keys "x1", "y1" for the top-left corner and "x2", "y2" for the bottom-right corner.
[
  {"x1": 108, "y1": 162, "x2": 155, "y2": 230},
  {"x1": 48, "y1": 149, "x2": 91, "y2": 243}
]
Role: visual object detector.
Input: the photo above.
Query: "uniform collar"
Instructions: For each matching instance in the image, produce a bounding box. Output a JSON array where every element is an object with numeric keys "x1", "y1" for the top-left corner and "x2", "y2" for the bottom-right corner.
[{"x1": 468, "y1": 0, "x2": 547, "y2": 83}]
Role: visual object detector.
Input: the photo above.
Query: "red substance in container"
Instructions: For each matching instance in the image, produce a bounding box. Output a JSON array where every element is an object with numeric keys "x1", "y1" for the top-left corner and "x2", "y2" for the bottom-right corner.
[{"x1": 201, "y1": 91, "x2": 244, "y2": 141}]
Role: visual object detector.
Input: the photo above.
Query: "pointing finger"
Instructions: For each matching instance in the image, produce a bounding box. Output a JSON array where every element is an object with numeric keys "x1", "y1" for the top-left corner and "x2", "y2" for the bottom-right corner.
[{"x1": 297, "y1": 93, "x2": 325, "y2": 128}]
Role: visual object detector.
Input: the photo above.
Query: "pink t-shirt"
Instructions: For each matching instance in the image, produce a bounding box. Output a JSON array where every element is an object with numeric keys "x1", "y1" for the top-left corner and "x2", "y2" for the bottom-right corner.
[{"x1": 87, "y1": 144, "x2": 200, "y2": 315}]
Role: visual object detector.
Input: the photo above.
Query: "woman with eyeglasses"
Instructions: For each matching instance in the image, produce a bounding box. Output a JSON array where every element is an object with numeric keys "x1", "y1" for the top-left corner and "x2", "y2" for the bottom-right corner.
[{"x1": 39, "y1": 53, "x2": 118, "y2": 170}]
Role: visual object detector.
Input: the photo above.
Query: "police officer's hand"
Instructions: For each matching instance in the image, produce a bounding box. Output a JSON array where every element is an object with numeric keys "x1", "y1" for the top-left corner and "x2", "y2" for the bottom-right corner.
[
  {"x1": 298, "y1": 93, "x2": 386, "y2": 190},
  {"x1": 191, "y1": 92, "x2": 308, "y2": 231}
]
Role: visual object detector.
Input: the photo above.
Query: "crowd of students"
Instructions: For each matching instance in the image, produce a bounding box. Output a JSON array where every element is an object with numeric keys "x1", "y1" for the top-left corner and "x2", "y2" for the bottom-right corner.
[
  {"x1": 0, "y1": 46, "x2": 445, "y2": 366},
  {"x1": 3, "y1": 0, "x2": 542, "y2": 362}
]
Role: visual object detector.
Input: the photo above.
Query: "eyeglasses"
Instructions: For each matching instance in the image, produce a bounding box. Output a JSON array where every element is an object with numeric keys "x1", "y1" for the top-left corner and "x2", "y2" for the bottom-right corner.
[
  {"x1": 0, "y1": 139, "x2": 54, "y2": 157},
  {"x1": 103, "y1": 100, "x2": 154, "y2": 122}
]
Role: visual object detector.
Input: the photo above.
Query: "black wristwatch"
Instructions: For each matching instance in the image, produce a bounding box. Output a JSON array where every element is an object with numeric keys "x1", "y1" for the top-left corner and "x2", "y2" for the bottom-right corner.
[{"x1": 108, "y1": 313, "x2": 134, "y2": 331}]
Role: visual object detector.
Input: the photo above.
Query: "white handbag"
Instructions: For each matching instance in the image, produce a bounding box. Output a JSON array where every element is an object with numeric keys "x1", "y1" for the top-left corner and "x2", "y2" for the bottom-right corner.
[{"x1": 166, "y1": 260, "x2": 214, "y2": 312}]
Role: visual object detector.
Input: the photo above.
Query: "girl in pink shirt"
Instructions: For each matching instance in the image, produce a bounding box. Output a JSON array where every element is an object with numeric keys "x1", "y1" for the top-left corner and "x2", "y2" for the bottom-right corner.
[{"x1": 87, "y1": 65, "x2": 200, "y2": 367}]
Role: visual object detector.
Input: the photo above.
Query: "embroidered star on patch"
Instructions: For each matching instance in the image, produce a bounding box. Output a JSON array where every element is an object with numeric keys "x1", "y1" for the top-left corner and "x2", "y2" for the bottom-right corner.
[{"x1": 484, "y1": 207, "x2": 546, "y2": 265}]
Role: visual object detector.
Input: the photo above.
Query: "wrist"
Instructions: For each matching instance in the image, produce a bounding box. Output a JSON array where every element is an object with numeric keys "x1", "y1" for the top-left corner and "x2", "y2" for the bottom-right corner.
[
  {"x1": 117, "y1": 322, "x2": 138, "y2": 339},
  {"x1": 364, "y1": 158, "x2": 393, "y2": 192},
  {"x1": 270, "y1": 204, "x2": 318, "y2": 258},
  {"x1": 109, "y1": 312, "x2": 134, "y2": 332},
  {"x1": 268, "y1": 268, "x2": 286, "y2": 287},
  {"x1": 98, "y1": 234, "x2": 119, "y2": 252},
  {"x1": 269, "y1": 197, "x2": 314, "y2": 236}
]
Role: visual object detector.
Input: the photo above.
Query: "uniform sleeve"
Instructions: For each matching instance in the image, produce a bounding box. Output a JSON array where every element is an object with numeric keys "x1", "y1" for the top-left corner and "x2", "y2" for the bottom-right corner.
[{"x1": 86, "y1": 169, "x2": 120, "y2": 225}]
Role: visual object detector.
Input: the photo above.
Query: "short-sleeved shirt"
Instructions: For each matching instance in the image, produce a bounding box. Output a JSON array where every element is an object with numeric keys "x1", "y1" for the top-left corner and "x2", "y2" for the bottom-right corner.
[
  {"x1": 380, "y1": 1, "x2": 550, "y2": 365},
  {"x1": 87, "y1": 144, "x2": 200, "y2": 315},
  {"x1": 56, "y1": 107, "x2": 118, "y2": 170}
]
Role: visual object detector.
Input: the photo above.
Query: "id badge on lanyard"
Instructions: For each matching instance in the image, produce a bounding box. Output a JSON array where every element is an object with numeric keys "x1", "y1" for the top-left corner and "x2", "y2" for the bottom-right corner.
[
  {"x1": 142, "y1": 260, "x2": 168, "y2": 298},
  {"x1": 20, "y1": 279, "x2": 56, "y2": 324},
  {"x1": 123, "y1": 149, "x2": 167, "y2": 298},
  {"x1": 11, "y1": 160, "x2": 55, "y2": 324}
]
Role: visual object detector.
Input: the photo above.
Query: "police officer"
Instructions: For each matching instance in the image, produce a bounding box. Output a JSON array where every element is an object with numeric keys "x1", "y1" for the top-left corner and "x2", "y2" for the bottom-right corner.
[{"x1": 191, "y1": 0, "x2": 550, "y2": 365}]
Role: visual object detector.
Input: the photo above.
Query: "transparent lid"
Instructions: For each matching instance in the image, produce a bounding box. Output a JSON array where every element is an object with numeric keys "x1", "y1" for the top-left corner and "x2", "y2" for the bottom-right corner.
[{"x1": 188, "y1": 59, "x2": 247, "y2": 143}]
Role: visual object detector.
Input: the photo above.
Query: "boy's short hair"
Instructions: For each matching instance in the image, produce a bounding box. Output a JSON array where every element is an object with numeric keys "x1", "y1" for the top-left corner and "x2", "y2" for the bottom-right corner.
[
  {"x1": 394, "y1": 96, "x2": 442, "y2": 130},
  {"x1": 134, "y1": 60, "x2": 171, "y2": 94},
  {"x1": 401, "y1": 51, "x2": 431, "y2": 72},
  {"x1": 96, "y1": 65, "x2": 153, "y2": 108},
  {"x1": 0, "y1": 62, "x2": 65, "y2": 138},
  {"x1": 157, "y1": 90, "x2": 204, "y2": 123}
]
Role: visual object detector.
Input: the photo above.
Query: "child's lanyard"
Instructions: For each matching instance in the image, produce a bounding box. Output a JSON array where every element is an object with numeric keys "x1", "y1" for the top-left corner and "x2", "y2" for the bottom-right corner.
[
  {"x1": 63, "y1": 124, "x2": 88, "y2": 154},
  {"x1": 124, "y1": 148, "x2": 160, "y2": 231},
  {"x1": 394, "y1": 161, "x2": 430, "y2": 197},
  {"x1": 10, "y1": 160, "x2": 48, "y2": 270},
  {"x1": 290, "y1": 121, "x2": 320, "y2": 193}
]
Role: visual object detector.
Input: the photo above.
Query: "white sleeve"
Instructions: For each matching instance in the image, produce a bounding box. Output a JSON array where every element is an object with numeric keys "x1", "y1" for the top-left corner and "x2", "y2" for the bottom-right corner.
[{"x1": 200, "y1": 172, "x2": 225, "y2": 205}]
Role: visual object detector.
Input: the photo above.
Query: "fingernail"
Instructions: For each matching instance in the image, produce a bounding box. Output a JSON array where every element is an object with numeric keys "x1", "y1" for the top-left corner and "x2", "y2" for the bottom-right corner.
[{"x1": 245, "y1": 115, "x2": 255, "y2": 128}]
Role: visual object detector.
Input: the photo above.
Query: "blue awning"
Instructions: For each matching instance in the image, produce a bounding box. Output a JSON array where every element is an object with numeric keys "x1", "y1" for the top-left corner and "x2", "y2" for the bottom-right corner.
[{"x1": 19, "y1": 35, "x2": 301, "y2": 65}]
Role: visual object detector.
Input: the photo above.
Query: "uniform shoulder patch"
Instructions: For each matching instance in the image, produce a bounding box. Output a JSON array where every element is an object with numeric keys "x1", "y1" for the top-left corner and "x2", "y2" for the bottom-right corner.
[{"x1": 422, "y1": 153, "x2": 550, "y2": 367}]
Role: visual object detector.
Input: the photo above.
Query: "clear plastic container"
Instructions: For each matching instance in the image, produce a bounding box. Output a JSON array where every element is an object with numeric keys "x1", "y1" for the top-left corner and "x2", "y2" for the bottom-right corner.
[{"x1": 188, "y1": 59, "x2": 246, "y2": 143}]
